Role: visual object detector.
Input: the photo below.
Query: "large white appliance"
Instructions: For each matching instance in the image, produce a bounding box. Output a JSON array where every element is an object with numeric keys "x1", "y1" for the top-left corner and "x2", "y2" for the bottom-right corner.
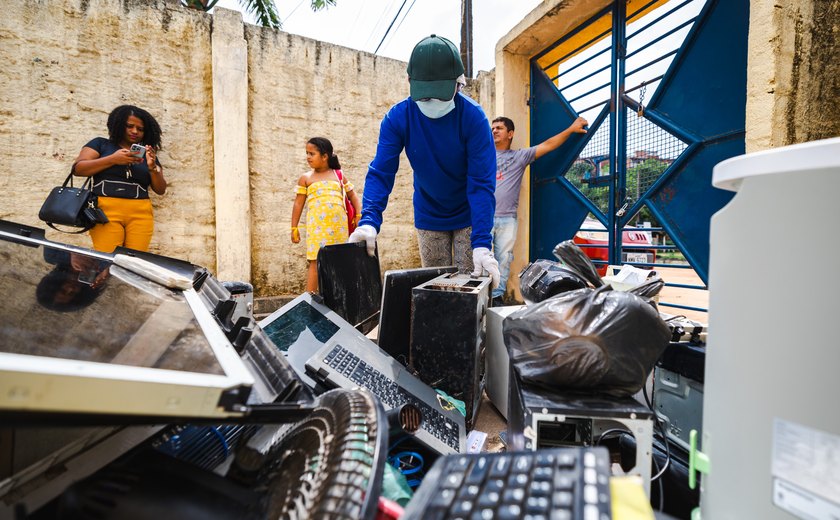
[{"x1": 701, "y1": 138, "x2": 840, "y2": 518}]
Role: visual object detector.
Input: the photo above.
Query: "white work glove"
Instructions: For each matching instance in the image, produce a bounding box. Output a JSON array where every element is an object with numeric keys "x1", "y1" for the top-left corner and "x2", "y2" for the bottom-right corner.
[
  {"x1": 471, "y1": 247, "x2": 500, "y2": 288},
  {"x1": 348, "y1": 224, "x2": 378, "y2": 257}
]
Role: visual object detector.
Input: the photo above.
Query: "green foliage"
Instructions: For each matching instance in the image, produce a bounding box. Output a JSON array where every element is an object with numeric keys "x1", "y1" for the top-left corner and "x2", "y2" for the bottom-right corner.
[
  {"x1": 183, "y1": 0, "x2": 338, "y2": 29},
  {"x1": 311, "y1": 0, "x2": 337, "y2": 10},
  {"x1": 566, "y1": 161, "x2": 609, "y2": 215},
  {"x1": 564, "y1": 158, "x2": 671, "y2": 227},
  {"x1": 182, "y1": 0, "x2": 220, "y2": 10},
  {"x1": 625, "y1": 159, "x2": 668, "y2": 226},
  {"x1": 240, "y1": 0, "x2": 281, "y2": 28}
]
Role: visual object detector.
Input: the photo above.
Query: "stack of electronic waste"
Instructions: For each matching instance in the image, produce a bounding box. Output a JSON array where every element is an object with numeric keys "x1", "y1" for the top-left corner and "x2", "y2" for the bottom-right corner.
[{"x1": 0, "y1": 220, "x2": 386, "y2": 519}]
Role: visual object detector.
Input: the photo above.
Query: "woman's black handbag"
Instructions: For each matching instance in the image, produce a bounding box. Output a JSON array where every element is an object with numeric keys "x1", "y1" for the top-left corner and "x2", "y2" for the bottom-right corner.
[{"x1": 38, "y1": 172, "x2": 108, "y2": 233}]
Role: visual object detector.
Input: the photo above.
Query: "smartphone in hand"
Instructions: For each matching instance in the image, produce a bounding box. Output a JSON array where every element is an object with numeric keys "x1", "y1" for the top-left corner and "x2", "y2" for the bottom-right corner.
[
  {"x1": 77, "y1": 269, "x2": 98, "y2": 285},
  {"x1": 129, "y1": 143, "x2": 146, "y2": 158}
]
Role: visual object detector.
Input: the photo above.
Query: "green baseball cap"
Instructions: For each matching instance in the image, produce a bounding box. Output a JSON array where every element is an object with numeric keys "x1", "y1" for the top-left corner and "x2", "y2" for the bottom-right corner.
[{"x1": 407, "y1": 34, "x2": 465, "y2": 101}]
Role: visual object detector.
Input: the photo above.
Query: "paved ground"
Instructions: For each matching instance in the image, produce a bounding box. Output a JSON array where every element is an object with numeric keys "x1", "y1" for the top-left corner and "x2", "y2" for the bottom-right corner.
[{"x1": 655, "y1": 266, "x2": 709, "y2": 324}]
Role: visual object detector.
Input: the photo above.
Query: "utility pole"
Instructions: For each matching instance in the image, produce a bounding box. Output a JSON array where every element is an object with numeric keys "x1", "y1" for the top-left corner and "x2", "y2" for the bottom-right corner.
[{"x1": 460, "y1": 0, "x2": 473, "y2": 77}]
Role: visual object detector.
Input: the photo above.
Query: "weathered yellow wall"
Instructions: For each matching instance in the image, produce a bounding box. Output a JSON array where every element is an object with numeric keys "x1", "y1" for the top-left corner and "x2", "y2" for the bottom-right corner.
[
  {"x1": 495, "y1": 0, "x2": 610, "y2": 302},
  {"x1": 245, "y1": 27, "x2": 418, "y2": 294},
  {"x1": 0, "y1": 0, "x2": 419, "y2": 296},
  {"x1": 0, "y1": 0, "x2": 216, "y2": 268},
  {"x1": 746, "y1": 0, "x2": 840, "y2": 152}
]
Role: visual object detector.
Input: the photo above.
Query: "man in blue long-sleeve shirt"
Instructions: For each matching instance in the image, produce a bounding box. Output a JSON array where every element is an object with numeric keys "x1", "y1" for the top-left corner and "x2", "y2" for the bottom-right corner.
[{"x1": 348, "y1": 34, "x2": 500, "y2": 287}]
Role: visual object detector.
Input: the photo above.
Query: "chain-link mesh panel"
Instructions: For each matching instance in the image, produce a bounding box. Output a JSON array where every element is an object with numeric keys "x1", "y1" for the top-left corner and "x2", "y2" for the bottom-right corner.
[
  {"x1": 624, "y1": 107, "x2": 687, "y2": 211},
  {"x1": 566, "y1": 115, "x2": 612, "y2": 217}
]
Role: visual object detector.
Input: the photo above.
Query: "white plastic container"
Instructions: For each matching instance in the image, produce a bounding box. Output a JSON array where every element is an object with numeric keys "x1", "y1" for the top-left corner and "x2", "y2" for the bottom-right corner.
[{"x1": 701, "y1": 138, "x2": 840, "y2": 519}]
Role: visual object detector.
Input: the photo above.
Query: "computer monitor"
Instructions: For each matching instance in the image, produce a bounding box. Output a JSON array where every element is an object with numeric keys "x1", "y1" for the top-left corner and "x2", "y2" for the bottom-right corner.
[
  {"x1": 316, "y1": 242, "x2": 381, "y2": 335},
  {"x1": 0, "y1": 221, "x2": 308, "y2": 421},
  {"x1": 377, "y1": 266, "x2": 457, "y2": 365}
]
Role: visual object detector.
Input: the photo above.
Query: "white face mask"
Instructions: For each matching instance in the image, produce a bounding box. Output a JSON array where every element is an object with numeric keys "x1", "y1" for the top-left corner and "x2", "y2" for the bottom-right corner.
[{"x1": 416, "y1": 97, "x2": 456, "y2": 119}]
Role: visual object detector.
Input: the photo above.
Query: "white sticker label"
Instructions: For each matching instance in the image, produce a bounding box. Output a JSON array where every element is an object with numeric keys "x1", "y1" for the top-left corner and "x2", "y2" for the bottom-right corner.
[
  {"x1": 773, "y1": 478, "x2": 840, "y2": 520},
  {"x1": 772, "y1": 419, "x2": 840, "y2": 513}
]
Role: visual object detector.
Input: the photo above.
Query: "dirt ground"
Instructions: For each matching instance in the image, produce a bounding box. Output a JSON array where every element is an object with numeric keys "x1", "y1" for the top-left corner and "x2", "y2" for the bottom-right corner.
[{"x1": 473, "y1": 393, "x2": 508, "y2": 452}]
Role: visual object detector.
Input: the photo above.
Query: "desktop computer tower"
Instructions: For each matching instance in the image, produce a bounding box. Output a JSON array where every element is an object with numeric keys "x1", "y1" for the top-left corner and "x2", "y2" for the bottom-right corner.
[
  {"x1": 378, "y1": 266, "x2": 458, "y2": 366},
  {"x1": 653, "y1": 342, "x2": 705, "y2": 453},
  {"x1": 484, "y1": 305, "x2": 525, "y2": 420},
  {"x1": 508, "y1": 368, "x2": 655, "y2": 496},
  {"x1": 409, "y1": 273, "x2": 491, "y2": 430}
]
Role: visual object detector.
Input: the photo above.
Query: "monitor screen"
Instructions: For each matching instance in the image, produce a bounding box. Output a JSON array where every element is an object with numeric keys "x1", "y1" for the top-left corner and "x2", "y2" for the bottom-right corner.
[
  {"x1": 0, "y1": 239, "x2": 223, "y2": 375},
  {"x1": 261, "y1": 300, "x2": 340, "y2": 353},
  {"x1": 0, "y1": 225, "x2": 265, "y2": 420}
]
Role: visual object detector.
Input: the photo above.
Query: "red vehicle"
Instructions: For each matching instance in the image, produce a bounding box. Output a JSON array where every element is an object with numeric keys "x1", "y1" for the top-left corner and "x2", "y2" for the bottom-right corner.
[{"x1": 573, "y1": 218, "x2": 656, "y2": 275}]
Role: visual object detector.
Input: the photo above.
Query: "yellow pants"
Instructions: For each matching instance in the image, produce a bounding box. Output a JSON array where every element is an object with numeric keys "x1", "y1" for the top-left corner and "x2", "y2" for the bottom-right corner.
[{"x1": 89, "y1": 197, "x2": 154, "y2": 253}]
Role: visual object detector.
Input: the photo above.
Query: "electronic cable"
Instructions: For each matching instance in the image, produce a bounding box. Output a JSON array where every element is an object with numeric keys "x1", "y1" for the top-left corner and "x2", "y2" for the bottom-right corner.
[
  {"x1": 386, "y1": 436, "x2": 426, "y2": 489},
  {"x1": 651, "y1": 453, "x2": 666, "y2": 511},
  {"x1": 595, "y1": 428, "x2": 632, "y2": 446},
  {"x1": 643, "y1": 374, "x2": 672, "y2": 483}
]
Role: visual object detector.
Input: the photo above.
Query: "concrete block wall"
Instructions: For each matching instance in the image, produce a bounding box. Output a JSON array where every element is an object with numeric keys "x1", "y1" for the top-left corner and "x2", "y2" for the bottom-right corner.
[
  {"x1": 245, "y1": 26, "x2": 418, "y2": 295},
  {"x1": 745, "y1": 0, "x2": 840, "y2": 152},
  {"x1": 0, "y1": 0, "x2": 425, "y2": 296},
  {"x1": 0, "y1": 0, "x2": 217, "y2": 269}
]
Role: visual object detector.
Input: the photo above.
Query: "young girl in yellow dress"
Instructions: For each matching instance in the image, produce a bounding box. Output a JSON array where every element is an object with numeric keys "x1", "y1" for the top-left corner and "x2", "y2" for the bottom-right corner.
[{"x1": 291, "y1": 137, "x2": 362, "y2": 292}]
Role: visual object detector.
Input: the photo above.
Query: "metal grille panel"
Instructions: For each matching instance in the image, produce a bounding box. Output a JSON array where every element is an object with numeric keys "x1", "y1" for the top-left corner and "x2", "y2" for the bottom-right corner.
[
  {"x1": 624, "y1": 107, "x2": 688, "y2": 220},
  {"x1": 569, "y1": 114, "x2": 612, "y2": 216}
]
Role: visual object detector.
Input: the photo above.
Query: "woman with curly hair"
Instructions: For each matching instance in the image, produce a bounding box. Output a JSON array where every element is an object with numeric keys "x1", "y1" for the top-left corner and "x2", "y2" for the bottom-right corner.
[{"x1": 72, "y1": 105, "x2": 167, "y2": 252}]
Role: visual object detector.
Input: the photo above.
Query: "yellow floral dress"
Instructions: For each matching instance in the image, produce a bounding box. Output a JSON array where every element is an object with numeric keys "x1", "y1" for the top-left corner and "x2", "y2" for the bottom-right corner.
[{"x1": 295, "y1": 179, "x2": 354, "y2": 260}]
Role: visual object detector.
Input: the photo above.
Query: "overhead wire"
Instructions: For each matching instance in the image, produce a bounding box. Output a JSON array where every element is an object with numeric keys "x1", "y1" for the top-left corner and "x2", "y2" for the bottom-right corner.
[
  {"x1": 376, "y1": 0, "x2": 418, "y2": 55},
  {"x1": 373, "y1": 0, "x2": 409, "y2": 54},
  {"x1": 364, "y1": 0, "x2": 400, "y2": 48},
  {"x1": 283, "y1": 0, "x2": 308, "y2": 23},
  {"x1": 348, "y1": 0, "x2": 368, "y2": 41}
]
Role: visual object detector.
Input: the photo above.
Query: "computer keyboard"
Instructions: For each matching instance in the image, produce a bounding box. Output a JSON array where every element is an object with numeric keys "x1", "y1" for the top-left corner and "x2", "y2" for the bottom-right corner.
[
  {"x1": 402, "y1": 447, "x2": 612, "y2": 520},
  {"x1": 323, "y1": 345, "x2": 461, "y2": 451}
]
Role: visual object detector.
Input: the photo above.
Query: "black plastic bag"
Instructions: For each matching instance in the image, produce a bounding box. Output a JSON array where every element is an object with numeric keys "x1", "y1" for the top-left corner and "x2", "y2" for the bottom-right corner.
[
  {"x1": 629, "y1": 275, "x2": 664, "y2": 299},
  {"x1": 518, "y1": 259, "x2": 588, "y2": 304},
  {"x1": 552, "y1": 240, "x2": 604, "y2": 288},
  {"x1": 503, "y1": 285, "x2": 671, "y2": 397}
]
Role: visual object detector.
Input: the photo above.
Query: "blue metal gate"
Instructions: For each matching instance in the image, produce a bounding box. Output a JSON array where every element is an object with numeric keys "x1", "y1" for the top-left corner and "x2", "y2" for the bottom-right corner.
[{"x1": 529, "y1": 0, "x2": 749, "y2": 287}]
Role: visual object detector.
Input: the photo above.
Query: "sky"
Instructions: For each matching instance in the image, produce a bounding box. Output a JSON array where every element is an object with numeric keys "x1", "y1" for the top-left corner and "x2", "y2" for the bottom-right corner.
[{"x1": 213, "y1": 0, "x2": 542, "y2": 74}]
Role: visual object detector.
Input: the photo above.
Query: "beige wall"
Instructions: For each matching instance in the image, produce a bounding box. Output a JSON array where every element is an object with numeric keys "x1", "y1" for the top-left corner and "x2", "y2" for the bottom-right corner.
[
  {"x1": 245, "y1": 24, "x2": 419, "y2": 294},
  {"x1": 0, "y1": 0, "x2": 216, "y2": 268},
  {"x1": 0, "y1": 0, "x2": 418, "y2": 296},
  {"x1": 745, "y1": 0, "x2": 840, "y2": 152}
]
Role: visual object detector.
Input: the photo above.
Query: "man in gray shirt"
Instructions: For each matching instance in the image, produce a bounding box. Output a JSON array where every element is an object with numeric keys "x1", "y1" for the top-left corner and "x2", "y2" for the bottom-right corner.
[{"x1": 491, "y1": 115, "x2": 588, "y2": 303}]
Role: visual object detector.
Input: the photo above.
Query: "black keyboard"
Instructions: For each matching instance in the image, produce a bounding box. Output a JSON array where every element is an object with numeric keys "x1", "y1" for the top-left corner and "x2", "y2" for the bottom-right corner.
[
  {"x1": 323, "y1": 345, "x2": 461, "y2": 451},
  {"x1": 402, "y1": 447, "x2": 612, "y2": 520}
]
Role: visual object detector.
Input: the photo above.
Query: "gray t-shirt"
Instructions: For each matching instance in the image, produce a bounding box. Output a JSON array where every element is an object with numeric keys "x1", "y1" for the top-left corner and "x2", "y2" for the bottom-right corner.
[{"x1": 495, "y1": 147, "x2": 537, "y2": 217}]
